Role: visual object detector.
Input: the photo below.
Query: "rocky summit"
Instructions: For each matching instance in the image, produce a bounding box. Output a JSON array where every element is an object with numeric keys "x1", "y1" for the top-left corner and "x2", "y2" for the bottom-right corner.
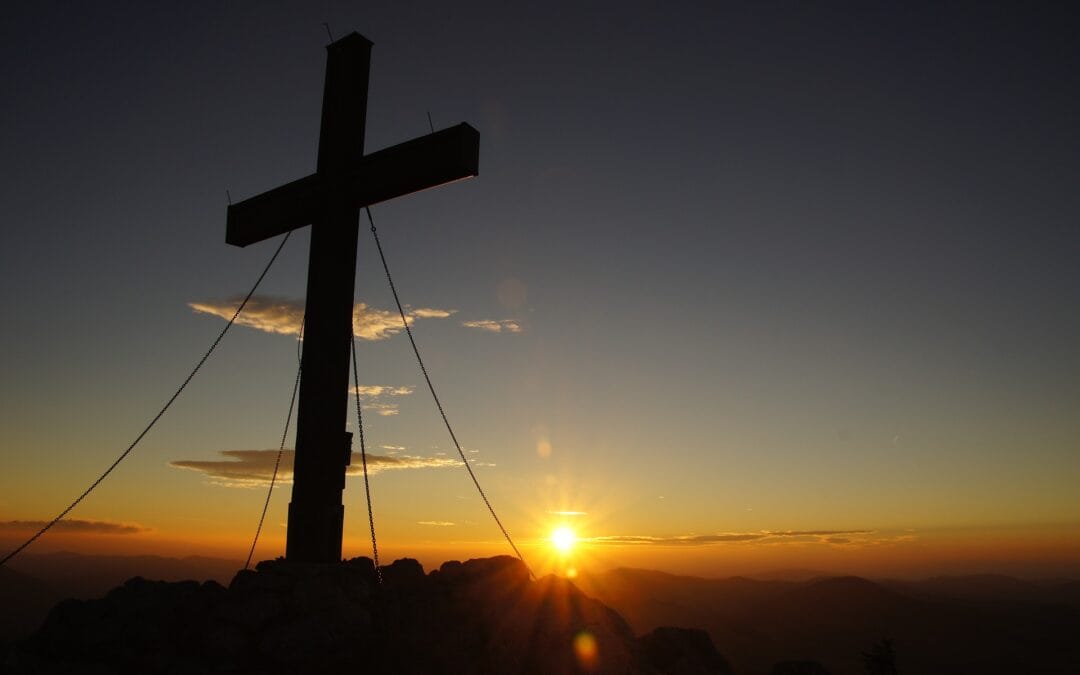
[{"x1": 3, "y1": 555, "x2": 732, "y2": 674}]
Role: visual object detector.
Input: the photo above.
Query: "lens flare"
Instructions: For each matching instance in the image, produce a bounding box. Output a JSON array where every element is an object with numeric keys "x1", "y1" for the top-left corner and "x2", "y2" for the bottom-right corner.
[{"x1": 573, "y1": 631, "x2": 599, "y2": 670}]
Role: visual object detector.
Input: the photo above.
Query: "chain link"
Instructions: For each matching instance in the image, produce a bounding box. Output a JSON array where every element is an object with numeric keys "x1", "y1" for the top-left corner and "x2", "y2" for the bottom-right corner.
[{"x1": 352, "y1": 328, "x2": 383, "y2": 583}]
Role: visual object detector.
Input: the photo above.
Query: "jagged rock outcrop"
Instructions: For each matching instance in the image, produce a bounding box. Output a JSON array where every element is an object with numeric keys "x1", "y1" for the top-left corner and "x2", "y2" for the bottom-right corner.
[
  {"x1": 639, "y1": 626, "x2": 733, "y2": 675},
  {"x1": 3, "y1": 555, "x2": 731, "y2": 675}
]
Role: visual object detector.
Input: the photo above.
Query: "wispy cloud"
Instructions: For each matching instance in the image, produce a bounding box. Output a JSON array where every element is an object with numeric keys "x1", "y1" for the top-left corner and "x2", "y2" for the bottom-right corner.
[
  {"x1": 0, "y1": 519, "x2": 147, "y2": 535},
  {"x1": 417, "y1": 521, "x2": 456, "y2": 527},
  {"x1": 188, "y1": 296, "x2": 302, "y2": 335},
  {"x1": 349, "y1": 384, "x2": 414, "y2": 416},
  {"x1": 363, "y1": 403, "x2": 401, "y2": 417},
  {"x1": 548, "y1": 510, "x2": 588, "y2": 517},
  {"x1": 188, "y1": 296, "x2": 455, "y2": 341},
  {"x1": 170, "y1": 449, "x2": 461, "y2": 487},
  {"x1": 462, "y1": 319, "x2": 522, "y2": 333},
  {"x1": 590, "y1": 530, "x2": 876, "y2": 546},
  {"x1": 352, "y1": 385, "x2": 414, "y2": 397},
  {"x1": 412, "y1": 308, "x2": 454, "y2": 319}
]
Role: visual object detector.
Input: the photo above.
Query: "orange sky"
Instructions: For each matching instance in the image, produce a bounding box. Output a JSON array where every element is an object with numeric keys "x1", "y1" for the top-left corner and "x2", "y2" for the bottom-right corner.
[{"x1": 4, "y1": 518, "x2": 1078, "y2": 581}]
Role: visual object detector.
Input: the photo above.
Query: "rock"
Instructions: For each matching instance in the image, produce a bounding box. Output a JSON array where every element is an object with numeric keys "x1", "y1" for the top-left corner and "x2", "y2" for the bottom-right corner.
[
  {"x1": 342, "y1": 555, "x2": 377, "y2": 581},
  {"x1": 437, "y1": 555, "x2": 530, "y2": 586},
  {"x1": 215, "y1": 588, "x2": 282, "y2": 630},
  {"x1": 10, "y1": 556, "x2": 737, "y2": 674},
  {"x1": 638, "y1": 626, "x2": 733, "y2": 675},
  {"x1": 379, "y1": 557, "x2": 425, "y2": 588}
]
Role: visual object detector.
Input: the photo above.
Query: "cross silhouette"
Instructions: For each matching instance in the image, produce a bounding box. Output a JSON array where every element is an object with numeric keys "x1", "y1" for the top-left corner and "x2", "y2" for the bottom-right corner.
[{"x1": 225, "y1": 32, "x2": 479, "y2": 563}]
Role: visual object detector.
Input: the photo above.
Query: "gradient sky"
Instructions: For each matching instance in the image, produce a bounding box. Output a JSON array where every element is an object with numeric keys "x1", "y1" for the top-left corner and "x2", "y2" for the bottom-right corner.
[{"x1": 2, "y1": 1, "x2": 1078, "y2": 578}]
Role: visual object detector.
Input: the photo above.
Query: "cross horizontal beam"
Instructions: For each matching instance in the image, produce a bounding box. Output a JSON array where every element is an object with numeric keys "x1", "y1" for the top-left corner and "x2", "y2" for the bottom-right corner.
[{"x1": 226, "y1": 122, "x2": 479, "y2": 247}]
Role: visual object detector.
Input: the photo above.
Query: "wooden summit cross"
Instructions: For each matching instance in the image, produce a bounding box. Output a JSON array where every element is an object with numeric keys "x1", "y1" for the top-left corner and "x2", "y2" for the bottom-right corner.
[{"x1": 225, "y1": 33, "x2": 479, "y2": 564}]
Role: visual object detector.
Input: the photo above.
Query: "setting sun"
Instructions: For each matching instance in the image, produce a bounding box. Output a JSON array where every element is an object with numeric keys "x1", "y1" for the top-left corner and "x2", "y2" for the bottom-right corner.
[{"x1": 551, "y1": 527, "x2": 577, "y2": 554}]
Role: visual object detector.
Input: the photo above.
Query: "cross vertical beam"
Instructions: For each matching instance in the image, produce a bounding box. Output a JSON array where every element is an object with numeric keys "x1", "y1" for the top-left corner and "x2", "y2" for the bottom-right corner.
[
  {"x1": 286, "y1": 35, "x2": 370, "y2": 564},
  {"x1": 224, "y1": 32, "x2": 479, "y2": 565}
]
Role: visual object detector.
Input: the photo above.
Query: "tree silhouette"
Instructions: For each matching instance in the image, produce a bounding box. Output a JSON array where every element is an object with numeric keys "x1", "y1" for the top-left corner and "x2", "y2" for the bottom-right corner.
[{"x1": 862, "y1": 637, "x2": 898, "y2": 675}]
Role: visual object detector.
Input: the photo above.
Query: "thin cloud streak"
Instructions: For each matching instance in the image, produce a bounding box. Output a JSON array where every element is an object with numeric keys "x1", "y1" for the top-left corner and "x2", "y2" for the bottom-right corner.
[
  {"x1": 590, "y1": 530, "x2": 877, "y2": 546},
  {"x1": 188, "y1": 296, "x2": 455, "y2": 341},
  {"x1": 462, "y1": 319, "x2": 522, "y2": 333},
  {"x1": 349, "y1": 384, "x2": 414, "y2": 416},
  {"x1": 363, "y1": 402, "x2": 400, "y2": 417},
  {"x1": 170, "y1": 449, "x2": 461, "y2": 487},
  {"x1": 351, "y1": 385, "x2": 413, "y2": 397},
  {"x1": 0, "y1": 519, "x2": 147, "y2": 535}
]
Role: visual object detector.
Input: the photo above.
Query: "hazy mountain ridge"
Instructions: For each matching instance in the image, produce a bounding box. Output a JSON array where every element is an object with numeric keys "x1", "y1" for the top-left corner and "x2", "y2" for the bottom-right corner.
[
  {"x1": 0, "y1": 551, "x2": 242, "y2": 641},
  {"x1": 0, "y1": 566, "x2": 65, "y2": 643},
  {"x1": 878, "y1": 574, "x2": 1080, "y2": 607},
  {"x1": 576, "y1": 567, "x2": 1080, "y2": 675},
  {"x1": 5, "y1": 551, "x2": 240, "y2": 594}
]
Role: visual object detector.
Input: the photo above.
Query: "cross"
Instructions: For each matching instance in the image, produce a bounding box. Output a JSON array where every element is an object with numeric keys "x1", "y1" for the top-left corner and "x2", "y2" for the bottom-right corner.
[{"x1": 225, "y1": 33, "x2": 479, "y2": 564}]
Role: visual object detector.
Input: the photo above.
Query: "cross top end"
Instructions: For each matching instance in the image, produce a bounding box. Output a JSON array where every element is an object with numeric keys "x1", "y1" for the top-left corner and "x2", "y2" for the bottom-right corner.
[
  {"x1": 328, "y1": 32, "x2": 373, "y2": 52},
  {"x1": 224, "y1": 34, "x2": 479, "y2": 249}
]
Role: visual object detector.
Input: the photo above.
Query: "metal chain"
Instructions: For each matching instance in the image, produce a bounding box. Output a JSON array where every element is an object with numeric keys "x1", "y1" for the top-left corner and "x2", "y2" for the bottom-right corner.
[
  {"x1": 352, "y1": 328, "x2": 383, "y2": 583},
  {"x1": 243, "y1": 315, "x2": 304, "y2": 570},
  {"x1": 1, "y1": 231, "x2": 293, "y2": 567},
  {"x1": 243, "y1": 361, "x2": 301, "y2": 570},
  {"x1": 365, "y1": 207, "x2": 533, "y2": 578}
]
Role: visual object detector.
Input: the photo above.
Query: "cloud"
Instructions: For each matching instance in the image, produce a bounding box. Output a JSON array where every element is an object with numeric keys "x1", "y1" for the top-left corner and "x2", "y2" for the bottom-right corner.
[
  {"x1": 411, "y1": 308, "x2": 454, "y2": 319},
  {"x1": 462, "y1": 319, "x2": 522, "y2": 333},
  {"x1": 417, "y1": 521, "x2": 456, "y2": 527},
  {"x1": 348, "y1": 385, "x2": 414, "y2": 416},
  {"x1": 352, "y1": 385, "x2": 413, "y2": 397},
  {"x1": 0, "y1": 519, "x2": 147, "y2": 535},
  {"x1": 592, "y1": 534, "x2": 766, "y2": 545},
  {"x1": 547, "y1": 511, "x2": 588, "y2": 517},
  {"x1": 354, "y1": 304, "x2": 455, "y2": 340},
  {"x1": 590, "y1": 530, "x2": 875, "y2": 547},
  {"x1": 170, "y1": 449, "x2": 461, "y2": 487},
  {"x1": 769, "y1": 530, "x2": 873, "y2": 537},
  {"x1": 188, "y1": 296, "x2": 455, "y2": 340},
  {"x1": 363, "y1": 403, "x2": 400, "y2": 416},
  {"x1": 188, "y1": 296, "x2": 302, "y2": 335}
]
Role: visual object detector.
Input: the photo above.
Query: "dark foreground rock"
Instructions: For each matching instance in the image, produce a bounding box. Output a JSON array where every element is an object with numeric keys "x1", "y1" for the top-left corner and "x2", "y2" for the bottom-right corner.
[
  {"x1": 2, "y1": 556, "x2": 730, "y2": 674},
  {"x1": 639, "y1": 626, "x2": 733, "y2": 675}
]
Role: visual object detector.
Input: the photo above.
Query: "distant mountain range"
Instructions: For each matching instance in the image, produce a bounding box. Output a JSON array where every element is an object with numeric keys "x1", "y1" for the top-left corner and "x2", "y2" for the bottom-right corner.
[
  {"x1": 574, "y1": 567, "x2": 1080, "y2": 675},
  {"x1": 2, "y1": 552, "x2": 1079, "y2": 674},
  {"x1": 0, "y1": 551, "x2": 240, "y2": 640}
]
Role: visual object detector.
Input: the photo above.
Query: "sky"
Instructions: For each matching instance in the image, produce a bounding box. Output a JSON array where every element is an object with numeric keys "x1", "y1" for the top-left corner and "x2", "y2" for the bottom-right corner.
[{"x1": 1, "y1": 1, "x2": 1078, "y2": 579}]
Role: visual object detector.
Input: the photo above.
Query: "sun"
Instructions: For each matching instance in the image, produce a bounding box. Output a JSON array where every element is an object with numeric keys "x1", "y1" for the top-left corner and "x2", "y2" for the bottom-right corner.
[{"x1": 551, "y1": 526, "x2": 577, "y2": 554}]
